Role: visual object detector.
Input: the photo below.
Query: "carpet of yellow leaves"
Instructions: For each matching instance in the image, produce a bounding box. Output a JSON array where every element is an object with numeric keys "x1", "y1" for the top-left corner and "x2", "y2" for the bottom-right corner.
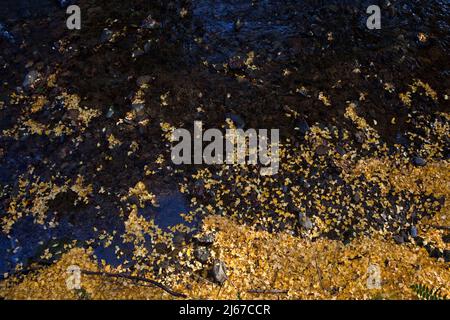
[{"x1": 1, "y1": 214, "x2": 448, "y2": 300}]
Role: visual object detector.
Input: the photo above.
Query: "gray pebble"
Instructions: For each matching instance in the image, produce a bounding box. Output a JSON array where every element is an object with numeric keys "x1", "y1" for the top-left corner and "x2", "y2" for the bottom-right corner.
[{"x1": 212, "y1": 260, "x2": 227, "y2": 284}]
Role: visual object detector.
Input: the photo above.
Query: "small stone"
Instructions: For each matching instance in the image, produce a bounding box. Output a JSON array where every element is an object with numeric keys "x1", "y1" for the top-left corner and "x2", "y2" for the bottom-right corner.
[
  {"x1": 412, "y1": 156, "x2": 427, "y2": 167},
  {"x1": 382, "y1": 0, "x2": 392, "y2": 8},
  {"x1": 394, "y1": 132, "x2": 409, "y2": 146},
  {"x1": 23, "y1": 70, "x2": 39, "y2": 89},
  {"x1": 144, "y1": 41, "x2": 153, "y2": 54},
  {"x1": 154, "y1": 243, "x2": 169, "y2": 254},
  {"x1": 428, "y1": 247, "x2": 441, "y2": 259},
  {"x1": 410, "y1": 226, "x2": 418, "y2": 238},
  {"x1": 354, "y1": 131, "x2": 366, "y2": 144},
  {"x1": 315, "y1": 145, "x2": 329, "y2": 156},
  {"x1": 136, "y1": 75, "x2": 151, "y2": 87},
  {"x1": 226, "y1": 113, "x2": 245, "y2": 129},
  {"x1": 173, "y1": 233, "x2": 185, "y2": 246},
  {"x1": 444, "y1": 250, "x2": 450, "y2": 263},
  {"x1": 298, "y1": 213, "x2": 313, "y2": 230},
  {"x1": 301, "y1": 179, "x2": 311, "y2": 189},
  {"x1": 295, "y1": 119, "x2": 310, "y2": 136},
  {"x1": 394, "y1": 235, "x2": 405, "y2": 244},
  {"x1": 228, "y1": 56, "x2": 245, "y2": 71},
  {"x1": 132, "y1": 103, "x2": 145, "y2": 113},
  {"x1": 335, "y1": 145, "x2": 346, "y2": 156},
  {"x1": 99, "y1": 28, "x2": 113, "y2": 43},
  {"x1": 212, "y1": 260, "x2": 227, "y2": 284},
  {"x1": 58, "y1": 0, "x2": 75, "y2": 8},
  {"x1": 234, "y1": 19, "x2": 243, "y2": 32},
  {"x1": 0, "y1": 23, "x2": 15, "y2": 44},
  {"x1": 106, "y1": 106, "x2": 115, "y2": 118},
  {"x1": 414, "y1": 236, "x2": 424, "y2": 246},
  {"x1": 296, "y1": 86, "x2": 309, "y2": 97},
  {"x1": 141, "y1": 15, "x2": 160, "y2": 29},
  {"x1": 194, "y1": 247, "x2": 210, "y2": 263},
  {"x1": 132, "y1": 49, "x2": 145, "y2": 58},
  {"x1": 64, "y1": 109, "x2": 79, "y2": 123}
]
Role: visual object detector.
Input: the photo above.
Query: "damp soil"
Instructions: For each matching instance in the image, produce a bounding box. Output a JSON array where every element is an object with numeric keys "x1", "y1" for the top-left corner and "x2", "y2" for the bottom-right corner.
[{"x1": 0, "y1": 0, "x2": 449, "y2": 276}]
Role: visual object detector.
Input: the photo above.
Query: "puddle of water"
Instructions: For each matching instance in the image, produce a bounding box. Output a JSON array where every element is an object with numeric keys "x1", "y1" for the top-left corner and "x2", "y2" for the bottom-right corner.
[
  {"x1": 0, "y1": 189, "x2": 194, "y2": 276},
  {"x1": 154, "y1": 192, "x2": 193, "y2": 230}
]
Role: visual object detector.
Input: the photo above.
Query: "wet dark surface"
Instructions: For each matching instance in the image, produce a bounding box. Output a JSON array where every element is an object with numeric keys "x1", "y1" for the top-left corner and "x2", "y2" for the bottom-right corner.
[
  {"x1": 1, "y1": 1, "x2": 55, "y2": 20},
  {"x1": 0, "y1": 0, "x2": 449, "y2": 277}
]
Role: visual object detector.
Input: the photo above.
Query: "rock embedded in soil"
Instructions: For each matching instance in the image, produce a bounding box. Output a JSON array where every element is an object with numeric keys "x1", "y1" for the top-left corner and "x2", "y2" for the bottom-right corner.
[
  {"x1": 412, "y1": 156, "x2": 427, "y2": 167},
  {"x1": 410, "y1": 226, "x2": 418, "y2": 238},
  {"x1": 173, "y1": 233, "x2": 186, "y2": 246},
  {"x1": 300, "y1": 178, "x2": 311, "y2": 189},
  {"x1": 141, "y1": 15, "x2": 160, "y2": 30},
  {"x1": 212, "y1": 260, "x2": 227, "y2": 284},
  {"x1": 395, "y1": 132, "x2": 409, "y2": 147},
  {"x1": 0, "y1": 23, "x2": 15, "y2": 44},
  {"x1": 136, "y1": 75, "x2": 152, "y2": 87},
  {"x1": 132, "y1": 49, "x2": 145, "y2": 58},
  {"x1": 354, "y1": 131, "x2": 366, "y2": 144},
  {"x1": 131, "y1": 103, "x2": 145, "y2": 113},
  {"x1": 58, "y1": 0, "x2": 76, "y2": 8},
  {"x1": 298, "y1": 213, "x2": 313, "y2": 230},
  {"x1": 442, "y1": 234, "x2": 450, "y2": 243},
  {"x1": 226, "y1": 113, "x2": 245, "y2": 129},
  {"x1": 194, "y1": 246, "x2": 210, "y2": 264},
  {"x1": 295, "y1": 119, "x2": 310, "y2": 136},
  {"x1": 22, "y1": 70, "x2": 39, "y2": 89},
  {"x1": 106, "y1": 106, "x2": 115, "y2": 118},
  {"x1": 99, "y1": 28, "x2": 113, "y2": 44},
  {"x1": 143, "y1": 41, "x2": 153, "y2": 54},
  {"x1": 394, "y1": 234, "x2": 405, "y2": 244},
  {"x1": 154, "y1": 242, "x2": 170, "y2": 254},
  {"x1": 315, "y1": 145, "x2": 329, "y2": 156},
  {"x1": 335, "y1": 145, "x2": 346, "y2": 156},
  {"x1": 228, "y1": 56, "x2": 245, "y2": 71}
]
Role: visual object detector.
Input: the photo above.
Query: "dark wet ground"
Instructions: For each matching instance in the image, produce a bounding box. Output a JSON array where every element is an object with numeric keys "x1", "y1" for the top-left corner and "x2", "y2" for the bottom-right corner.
[{"x1": 0, "y1": 0, "x2": 449, "y2": 277}]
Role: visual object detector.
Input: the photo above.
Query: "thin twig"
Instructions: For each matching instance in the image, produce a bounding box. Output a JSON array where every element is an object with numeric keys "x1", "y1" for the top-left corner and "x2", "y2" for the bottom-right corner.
[
  {"x1": 81, "y1": 270, "x2": 187, "y2": 298},
  {"x1": 247, "y1": 289, "x2": 288, "y2": 294},
  {"x1": 0, "y1": 261, "x2": 52, "y2": 280}
]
